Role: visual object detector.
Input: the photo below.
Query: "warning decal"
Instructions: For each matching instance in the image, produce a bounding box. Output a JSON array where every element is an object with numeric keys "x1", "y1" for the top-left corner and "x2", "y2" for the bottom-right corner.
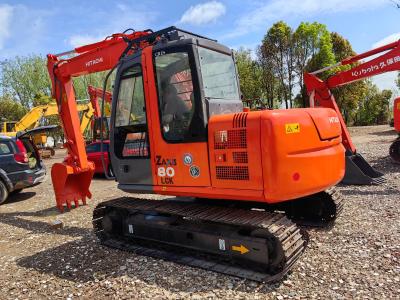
[{"x1": 285, "y1": 123, "x2": 300, "y2": 134}]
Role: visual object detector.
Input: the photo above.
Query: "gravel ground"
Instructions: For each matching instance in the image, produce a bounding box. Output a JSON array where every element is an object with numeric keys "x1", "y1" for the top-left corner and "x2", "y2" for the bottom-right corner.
[{"x1": 0, "y1": 125, "x2": 399, "y2": 299}]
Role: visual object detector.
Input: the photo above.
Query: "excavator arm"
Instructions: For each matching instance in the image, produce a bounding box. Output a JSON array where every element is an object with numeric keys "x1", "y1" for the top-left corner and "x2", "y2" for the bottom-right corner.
[
  {"x1": 47, "y1": 30, "x2": 153, "y2": 210},
  {"x1": 88, "y1": 85, "x2": 112, "y2": 118},
  {"x1": 87, "y1": 85, "x2": 112, "y2": 141},
  {"x1": 304, "y1": 39, "x2": 400, "y2": 183}
]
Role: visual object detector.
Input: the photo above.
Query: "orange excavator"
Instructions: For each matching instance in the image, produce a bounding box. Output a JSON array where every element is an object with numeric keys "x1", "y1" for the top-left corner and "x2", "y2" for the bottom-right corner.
[
  {"x1": 47, "y1": 27, "x2": 345, "y2": 281},
  {"x1": 304, "y1": 39, "x2": 400, "y2": 184},
  {"x1": 88, "y1": 85, "x2": 112, "y2": 141}
]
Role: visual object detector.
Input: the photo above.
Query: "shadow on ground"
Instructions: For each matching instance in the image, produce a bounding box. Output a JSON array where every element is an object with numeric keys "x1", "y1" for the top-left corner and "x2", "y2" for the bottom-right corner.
[
  {"x1": 6, "y1": 191, "x2": 37, "y2": 204},
  {"x1": 369, "y1": 156, "x2": 400, "y2": 174},
  {"x1": 368, "y1": 128, "x2": 397, "y2": 137}
]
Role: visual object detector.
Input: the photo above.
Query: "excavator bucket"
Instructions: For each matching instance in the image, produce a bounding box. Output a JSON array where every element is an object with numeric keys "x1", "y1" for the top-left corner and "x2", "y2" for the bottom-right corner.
[
  {"x1": 342, "y1": 152, "x2": 385, "y2": 185},
  {"x1": 51, "y1": 162, "x2": 94, "y2": 211}
]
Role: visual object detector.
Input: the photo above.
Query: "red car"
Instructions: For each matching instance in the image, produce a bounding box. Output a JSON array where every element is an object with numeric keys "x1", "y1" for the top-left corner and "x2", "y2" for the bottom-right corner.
[{"x1": 85, "y1": 141, "x2": 113, "y2": 176}]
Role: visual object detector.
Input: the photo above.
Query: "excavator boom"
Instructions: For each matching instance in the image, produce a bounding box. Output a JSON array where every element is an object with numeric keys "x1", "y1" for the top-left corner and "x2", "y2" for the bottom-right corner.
[
  {"x1": 88, "y1": 85, "x2": 112, "y2": 118},
  {"x1": 304, "y1": 39, "x2": 400, "y2": 183},
  {"x1": 47, "y1": 30, "x2": 153, "y2": 210}
]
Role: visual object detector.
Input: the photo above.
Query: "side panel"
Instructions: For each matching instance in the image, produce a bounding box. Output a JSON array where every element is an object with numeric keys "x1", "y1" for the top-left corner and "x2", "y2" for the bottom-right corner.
[
  {"x1": 208, "y1": 112, "x2": 263, "y2": 190},
  {"x1": 261, "y1": 108, "x2": 345, "y2": 202},
  {"x1": 142, "y1": 47, "x2": 211, "y2": 191},
  {"x1": 394, "y1": 97, "x2": 400, "y2": 133}
]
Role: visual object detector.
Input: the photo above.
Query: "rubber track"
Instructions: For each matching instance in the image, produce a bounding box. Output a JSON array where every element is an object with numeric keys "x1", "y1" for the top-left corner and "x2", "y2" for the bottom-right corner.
[
  {"x1": 292, "y1": 187, "x2": 344, "y2": 227},
  {"x1": 92, "y1": 197, "x2": 305, "y2": 282}
]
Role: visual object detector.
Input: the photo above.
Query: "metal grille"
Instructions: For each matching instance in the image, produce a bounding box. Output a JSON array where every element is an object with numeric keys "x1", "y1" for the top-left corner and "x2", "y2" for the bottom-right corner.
[
  {"x1": 233, "y1": 152, "x2": 248, "y2": 163},
  {"x1": 214, "y1": 129, "x2": 247, "y2": 149},
  {"x1": 233, "y1": 113, "x2": 248, "y2": 128},
  {"x1": 216, "y1": 166, "x2": 249, "y2": 180}
]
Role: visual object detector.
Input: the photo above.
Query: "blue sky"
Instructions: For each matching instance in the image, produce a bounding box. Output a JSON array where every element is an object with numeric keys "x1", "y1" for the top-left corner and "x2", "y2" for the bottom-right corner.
[{"x1": 0, "y1": 0, "x2": 399, "y2": 92}]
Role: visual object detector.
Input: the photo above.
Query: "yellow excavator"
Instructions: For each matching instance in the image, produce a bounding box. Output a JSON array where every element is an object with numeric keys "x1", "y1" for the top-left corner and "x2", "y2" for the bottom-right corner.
[{"x1": 1, "y1": 102, "x2": 94, "y2": 157}]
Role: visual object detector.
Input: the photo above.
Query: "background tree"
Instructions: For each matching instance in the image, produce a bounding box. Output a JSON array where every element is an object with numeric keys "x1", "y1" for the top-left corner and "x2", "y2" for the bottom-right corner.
[
  {"x1": 0, "y1": 54, "x2": 113, "y2": 107},
  {"x1": 0, "y1": 95, "x2": 28, "y2": 121},
  {"x1": 355, "y1": 81, "x2": 392, "y2": 125},
  {"x1": 0, "y1": 56, "x2": 51, "y2": 108},
  {"x1": 259, "y1": 21, "x2": 295, "y2": 108},
  {"x1": 330, "y1": 32, "x2": 368, "y2": 124},
  {"x1": 293, "y1": 22, "x2": 335, "y2": 106},
  {"x1": 234, "y1": 48, "x2": 263, "y2": 107},
  {"x1": 72, "y1": 71, "x2": 115, "y2": 100}
]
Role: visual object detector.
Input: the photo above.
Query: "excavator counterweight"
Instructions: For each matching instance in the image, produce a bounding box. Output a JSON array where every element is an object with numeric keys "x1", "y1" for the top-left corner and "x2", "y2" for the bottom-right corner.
[{"x1": 47, "y1": 26, "x2": 346, "y2": 281}]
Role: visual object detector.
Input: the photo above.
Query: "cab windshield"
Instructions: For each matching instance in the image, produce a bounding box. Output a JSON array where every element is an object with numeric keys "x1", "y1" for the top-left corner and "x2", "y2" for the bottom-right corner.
[{"x1": 197, "y1": 47, "x2": 239, "y2": 100}]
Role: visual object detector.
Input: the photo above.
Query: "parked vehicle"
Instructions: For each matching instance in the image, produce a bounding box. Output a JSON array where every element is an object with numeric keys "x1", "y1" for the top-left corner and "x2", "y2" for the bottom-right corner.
[
  {"x1": 85, "y1": 140, "x2": 113, "y2": 176},
  {"x1": 0, "y1": 127, "x2": 53, "y2": 204}
]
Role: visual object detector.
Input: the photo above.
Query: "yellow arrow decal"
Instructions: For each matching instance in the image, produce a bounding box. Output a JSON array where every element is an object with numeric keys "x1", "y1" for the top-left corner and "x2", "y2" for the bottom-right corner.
[{"x1": 231, "y1": 244, "x2": 249, "y2": 254}]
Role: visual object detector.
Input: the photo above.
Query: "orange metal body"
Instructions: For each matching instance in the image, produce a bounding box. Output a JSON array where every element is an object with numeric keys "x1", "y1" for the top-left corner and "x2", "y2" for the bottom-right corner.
[
  {"x1": 149, "y1": 108, "x2": 344, "y2": 204},
  {"x1": 48, "y1": 28, "x2": 345, "y2": 210},
  {"x1": 142, "y1": 48, "x2": 345, "y2": 204},
  {"x1": 394, "y1": 97, "x2": 400, "y2": 133}
]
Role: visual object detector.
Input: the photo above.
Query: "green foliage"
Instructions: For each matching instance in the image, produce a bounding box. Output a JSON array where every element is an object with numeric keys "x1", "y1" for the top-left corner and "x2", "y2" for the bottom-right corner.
[
  {"x1": 72, "y1": 71, "x2": 115, "y2": 100},
  {"x1": 0, "y1": 95, "x2": 28, "y2": 121},
  {"x1": 234, "y1": 48, "x2": 263, "y2": 106},
  {"x1": 258, "y1": 21, "x2": 336, "y2": 108},
  {"x1": 0, "y1": 54, "x2": 114, "y2": 108},
  {"x1": 297, "y1": 22, "x2": 335, "y2": 74},
  {"x1": 0, "y1": 55, "x2": 51, "y2": 108},
  {"x1": 259, "y1": 21, "x2": 295, "y2": 108},
  {"x1": 355, "y1": 82, "x2": 392, "y2": 125},
  {"x1": 329, "y1": 32, "x2": 369, "y2": 124},
  {"x1": 292, "y1": 22, "x2": 336, "y2": 106},
  {"x1": 33, "y1": 93, "x2": 54, "y2": 106}
]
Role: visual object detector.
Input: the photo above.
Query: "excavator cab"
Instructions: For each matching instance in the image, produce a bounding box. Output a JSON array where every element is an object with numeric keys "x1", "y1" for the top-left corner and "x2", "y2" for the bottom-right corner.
[
  {"x1": 110, "y1": 30, "x2": 242, "y2": 190},
  {"x1": 109, "y1": 28, "x2": 344, "y2": 202}
]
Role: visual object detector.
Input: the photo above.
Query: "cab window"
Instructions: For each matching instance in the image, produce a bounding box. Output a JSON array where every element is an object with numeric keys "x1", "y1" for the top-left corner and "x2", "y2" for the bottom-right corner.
[
  {"x1": 115, "y1": 66, "x2": 146, "y2": 127},
  {"x1": 114, "y1": 64, "x2": 150, "y2": 159},
  {"x1": 0, "y1": 142, "x2": 11, "y2": 155},
  {"x1": 154, "y1": 52, "x2": 195, "y2": 142},
  {"x1": 198, "y1": 47, "x2": 239, "y2": 100}
]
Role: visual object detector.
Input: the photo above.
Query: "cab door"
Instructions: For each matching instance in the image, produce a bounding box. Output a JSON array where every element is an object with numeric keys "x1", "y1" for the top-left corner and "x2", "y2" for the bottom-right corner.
[
  {"x1": 110, "y1": 53, "x2": 153, "y2": 192},
  {"x1": 141, "y1": 46, "x2": 211, "y2": 188}
]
